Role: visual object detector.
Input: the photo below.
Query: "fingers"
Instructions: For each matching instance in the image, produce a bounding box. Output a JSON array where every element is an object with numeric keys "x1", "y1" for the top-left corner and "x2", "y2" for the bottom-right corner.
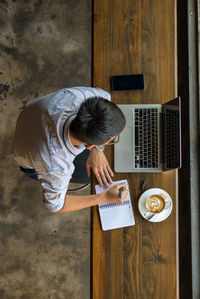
[
  {"x1": 118, "y1": 186, "x2": 129, "y2": 203},
  {"x1": 117, "y1": 182, "x2": 129, "y2": 190},
  {"x1": 104, "y1": 182, "x2": 129, "y2": 204},
  {"x1": 116, "y1": 183, "x2": 129, "y2": 202},
  {"x1": 121, "y1": 188, "x2": 129, "y2": 200},
  {"x1": 95, "y1": 172, "x2": 104, "y2": 187},
  {"x1": 87, "y1": 150, "x2": 114, "y2": 187},
  {"x1": 95, "y1": 170, "x2": 111, "y2": 187},
  {"x1": 100, "y1": 165, "x2": 114, "y2": 186},
  {"x1": 106, "y1": 164, "x2": 114, "y2": 178},
  {"x1": 94, "y1": 166, "x2": 114, "y2": 187},
  {"x1": 104, "y1": 168, "x2": 113, "y2": 184}
]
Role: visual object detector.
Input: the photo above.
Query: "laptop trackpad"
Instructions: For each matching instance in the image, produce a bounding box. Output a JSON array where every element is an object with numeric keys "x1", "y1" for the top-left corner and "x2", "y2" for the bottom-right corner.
[{"x1": 114, "y1": 105, "x2": 133, "y2": 172}]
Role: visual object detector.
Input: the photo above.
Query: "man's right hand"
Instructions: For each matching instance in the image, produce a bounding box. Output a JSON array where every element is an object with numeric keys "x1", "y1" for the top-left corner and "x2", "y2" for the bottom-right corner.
[{"x1": 102, "y1": 183, "x2": 129, "y2": 204}]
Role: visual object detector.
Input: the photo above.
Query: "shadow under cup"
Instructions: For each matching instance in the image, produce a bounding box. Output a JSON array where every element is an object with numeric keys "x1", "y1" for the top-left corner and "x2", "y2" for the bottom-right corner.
[{"x1": 146, "y1": 194, "x2": 169, "y2": 214}]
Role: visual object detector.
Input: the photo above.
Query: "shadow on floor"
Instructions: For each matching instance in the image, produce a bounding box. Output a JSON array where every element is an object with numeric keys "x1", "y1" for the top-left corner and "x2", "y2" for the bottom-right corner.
[{"x1": 0, "y1": 0, "x2": 91, "y2": 297}]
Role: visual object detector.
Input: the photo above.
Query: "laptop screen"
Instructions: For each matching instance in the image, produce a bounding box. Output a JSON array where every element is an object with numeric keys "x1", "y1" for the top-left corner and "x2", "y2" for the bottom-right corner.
[{"x1": 162, "y1": 97, "x2": 182, "y2": 171}]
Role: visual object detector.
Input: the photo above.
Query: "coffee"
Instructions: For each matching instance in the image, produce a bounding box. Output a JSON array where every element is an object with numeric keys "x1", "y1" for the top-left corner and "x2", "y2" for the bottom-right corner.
[{"x1": 146, "y1": 194, "x2": 165, "y2": 213}]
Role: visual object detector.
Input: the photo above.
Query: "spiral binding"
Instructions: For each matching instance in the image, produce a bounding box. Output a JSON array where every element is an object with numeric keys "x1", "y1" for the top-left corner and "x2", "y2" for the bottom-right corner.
[{"x1": 99, "y1": 200, "x2": 130, "y2": 210}]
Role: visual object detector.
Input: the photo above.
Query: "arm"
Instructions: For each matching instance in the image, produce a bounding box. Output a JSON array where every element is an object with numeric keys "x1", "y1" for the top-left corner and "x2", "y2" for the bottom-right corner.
[{"x1": 57, "y1": 182, "x2": 129, "y2": 213}]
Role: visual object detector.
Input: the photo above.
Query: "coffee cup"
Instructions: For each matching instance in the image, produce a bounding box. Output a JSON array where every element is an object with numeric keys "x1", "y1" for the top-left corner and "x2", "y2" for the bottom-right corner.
[{"x1": 146, "y1": 193, "x2": 170, "y2": 214}]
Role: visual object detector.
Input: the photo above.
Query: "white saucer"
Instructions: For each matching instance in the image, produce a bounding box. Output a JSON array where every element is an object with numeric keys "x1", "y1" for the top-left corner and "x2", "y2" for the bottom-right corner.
[{"x1": 138, "y1": 188, "x2": 173, "y2": 222}]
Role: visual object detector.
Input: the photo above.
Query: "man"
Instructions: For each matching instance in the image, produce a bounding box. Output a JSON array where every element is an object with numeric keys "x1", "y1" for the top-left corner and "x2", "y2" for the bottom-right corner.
[{"x1": 13, "y1": 87, "x2": 129, "y2": 213}]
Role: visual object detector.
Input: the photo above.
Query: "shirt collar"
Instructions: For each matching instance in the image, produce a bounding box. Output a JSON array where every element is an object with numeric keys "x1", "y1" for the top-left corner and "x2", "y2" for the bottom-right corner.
[{"x1": 63, "y1": 114, "x2": 86, "y2": 156}]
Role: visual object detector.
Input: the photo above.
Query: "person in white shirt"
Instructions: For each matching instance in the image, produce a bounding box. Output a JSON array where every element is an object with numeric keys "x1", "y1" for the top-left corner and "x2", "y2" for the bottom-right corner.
[{"x1": 13, "y1": 87, "x2": 129, "y2": 213}]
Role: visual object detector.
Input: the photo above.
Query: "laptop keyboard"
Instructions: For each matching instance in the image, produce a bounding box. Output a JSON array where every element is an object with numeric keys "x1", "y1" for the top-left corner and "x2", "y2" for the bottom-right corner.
[{"x1": 134, "y1": 108, "x2": 158, "y2": 168}]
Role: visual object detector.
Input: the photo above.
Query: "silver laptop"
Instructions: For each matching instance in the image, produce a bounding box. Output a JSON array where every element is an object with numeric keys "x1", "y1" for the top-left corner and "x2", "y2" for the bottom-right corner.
[{"x1": 114, "y1": 97, "x2": 181, "y2": 172}]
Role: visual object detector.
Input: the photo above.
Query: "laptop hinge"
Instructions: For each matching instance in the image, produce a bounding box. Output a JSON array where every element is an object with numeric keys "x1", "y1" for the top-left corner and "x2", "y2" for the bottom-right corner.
[{"x1": 160, "y1": 112, "x2": 165, "y2": 166}]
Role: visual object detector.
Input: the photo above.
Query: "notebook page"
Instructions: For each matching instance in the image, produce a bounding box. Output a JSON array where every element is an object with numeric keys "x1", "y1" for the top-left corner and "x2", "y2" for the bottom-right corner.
[{"x1": 95, "y1": 180, "x2": 135, "y2": 231}]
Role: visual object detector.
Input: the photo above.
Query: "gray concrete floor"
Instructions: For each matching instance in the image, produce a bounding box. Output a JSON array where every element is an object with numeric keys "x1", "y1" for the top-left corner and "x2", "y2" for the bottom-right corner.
[{"x1": 0, "y1": 0, "x2": 91, "y2": 298}]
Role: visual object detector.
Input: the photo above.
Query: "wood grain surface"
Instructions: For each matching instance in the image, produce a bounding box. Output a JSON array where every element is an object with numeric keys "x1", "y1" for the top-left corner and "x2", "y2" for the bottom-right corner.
[{"x1": 92, "y1": 1, "x2": 178, "y2": 298}]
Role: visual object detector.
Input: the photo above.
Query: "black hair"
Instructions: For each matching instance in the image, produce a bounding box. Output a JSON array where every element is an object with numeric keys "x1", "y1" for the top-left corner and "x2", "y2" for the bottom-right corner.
[{"x1": 70, "y1": 97, "x2": 126, "y2": 145}]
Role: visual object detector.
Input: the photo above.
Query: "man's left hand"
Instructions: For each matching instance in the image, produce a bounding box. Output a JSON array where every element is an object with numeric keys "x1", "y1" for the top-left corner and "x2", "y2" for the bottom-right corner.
[{"x1": 86, "y1": 149, "x2": 114, "y2": 187}]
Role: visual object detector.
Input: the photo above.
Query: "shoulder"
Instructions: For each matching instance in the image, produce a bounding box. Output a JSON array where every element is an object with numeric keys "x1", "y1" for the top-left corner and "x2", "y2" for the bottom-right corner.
[
  {"x1": 93, "y1": 87, "x2": 111, "y2": 101},
  {"x1": 68, "y1": 87, "x2": 111, "y2": 101}
]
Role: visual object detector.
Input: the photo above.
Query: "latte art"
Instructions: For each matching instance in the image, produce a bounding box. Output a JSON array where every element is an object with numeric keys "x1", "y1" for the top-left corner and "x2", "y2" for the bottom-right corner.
[{"x1": 146, "y1": 195, "x2": 165, "y2": 213}]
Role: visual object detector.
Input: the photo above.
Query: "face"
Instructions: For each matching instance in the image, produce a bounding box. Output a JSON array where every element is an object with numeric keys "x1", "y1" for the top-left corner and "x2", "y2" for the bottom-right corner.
[{"x1": 86, "y1": 135, "x2": 120, "y2": 150}]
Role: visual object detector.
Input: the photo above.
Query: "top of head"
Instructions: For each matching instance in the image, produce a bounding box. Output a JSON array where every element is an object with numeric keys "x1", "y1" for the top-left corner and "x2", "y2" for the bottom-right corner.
[{"x1": 70, "y1": 97, "x2": 126, "y2": 145}]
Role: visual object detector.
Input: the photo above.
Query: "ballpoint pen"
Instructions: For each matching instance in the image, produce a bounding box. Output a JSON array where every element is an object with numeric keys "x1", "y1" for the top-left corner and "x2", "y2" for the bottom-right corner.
[{"x1": 119, "y1": 187, "x2": 123, "y2": 199}]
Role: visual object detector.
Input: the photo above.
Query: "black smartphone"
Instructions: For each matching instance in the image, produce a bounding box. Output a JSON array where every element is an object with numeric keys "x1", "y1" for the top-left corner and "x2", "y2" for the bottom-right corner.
[{"x1": 111, "y1": 74, "x2": 144, "y2": 91}]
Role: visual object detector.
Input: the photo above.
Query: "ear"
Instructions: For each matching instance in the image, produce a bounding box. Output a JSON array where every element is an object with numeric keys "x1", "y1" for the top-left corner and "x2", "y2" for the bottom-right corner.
[{"x1": 86, "y1": 144, "x2": 97, "y2": 150}]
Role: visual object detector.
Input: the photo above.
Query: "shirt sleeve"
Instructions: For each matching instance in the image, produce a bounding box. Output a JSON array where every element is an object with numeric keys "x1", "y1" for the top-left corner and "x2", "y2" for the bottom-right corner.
[
  {"x1": 38, "y1": 171, "x2": 70, "y2": 213},
  {"x1": 72, "y1": 87, "x2": 111, "y2": 102},
  {"x1": 92, "y1": 87, "x2": 111, "y2": 101}
]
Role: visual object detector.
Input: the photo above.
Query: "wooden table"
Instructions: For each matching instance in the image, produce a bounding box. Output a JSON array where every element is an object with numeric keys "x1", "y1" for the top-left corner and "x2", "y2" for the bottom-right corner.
[{"x1": 92, "y1": 0, "x2": 179, "y2": 298}]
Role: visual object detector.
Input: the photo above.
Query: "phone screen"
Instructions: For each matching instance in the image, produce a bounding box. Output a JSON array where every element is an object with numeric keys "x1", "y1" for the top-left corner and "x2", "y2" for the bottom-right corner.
[{"x1": 111, "y1": 74, "x2": 144, "y2": 91}]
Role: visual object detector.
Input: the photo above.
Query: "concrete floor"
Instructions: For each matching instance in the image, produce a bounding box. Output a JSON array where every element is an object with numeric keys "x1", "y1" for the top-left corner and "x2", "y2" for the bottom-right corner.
[{"x1": 0, "y1": 0, "x2": 91, "y2": 298}]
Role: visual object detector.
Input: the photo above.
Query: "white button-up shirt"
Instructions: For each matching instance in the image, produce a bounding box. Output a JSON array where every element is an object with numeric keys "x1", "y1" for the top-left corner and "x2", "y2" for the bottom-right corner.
[{"x1": 13, "y1": 87, "x2": 111, "y2": 212}]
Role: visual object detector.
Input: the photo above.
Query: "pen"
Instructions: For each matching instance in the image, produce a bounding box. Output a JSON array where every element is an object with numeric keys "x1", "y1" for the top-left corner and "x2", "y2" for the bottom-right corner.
[
  {"x1": 119, "y1": 187, "x2": 123, "y2": 199},
  {"x1": 140, "y1": 179, "x2": 146, "y2": 192}
]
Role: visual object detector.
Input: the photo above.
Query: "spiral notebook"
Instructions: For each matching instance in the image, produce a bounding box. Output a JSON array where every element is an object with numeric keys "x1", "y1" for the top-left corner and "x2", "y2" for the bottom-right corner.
[{"x1": 95, "y1": 179, "x2": 135, "y2": 231}]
